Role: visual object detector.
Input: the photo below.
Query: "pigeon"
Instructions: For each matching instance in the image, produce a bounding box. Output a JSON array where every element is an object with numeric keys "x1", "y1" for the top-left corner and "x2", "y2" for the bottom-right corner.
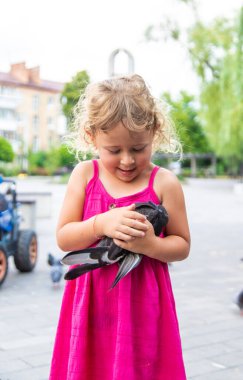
[
  {"x1": 47, "y1": 253, "x2": 63, "y2": 285},
  {"x1": 235, "y1": 290, "x2": 243, "y2": 312},
  {"x1": 234, "y1": 258, "x2": 243, "y2": 313},
  {"x1": 61, "y1": 201, "x2": 169, "y2": 288}
]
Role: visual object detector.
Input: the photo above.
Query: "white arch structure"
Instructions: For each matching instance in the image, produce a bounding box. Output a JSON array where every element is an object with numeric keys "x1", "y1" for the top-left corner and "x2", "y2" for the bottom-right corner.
[{"x1": 108, "y1": 48, "x2": 135, "y2": 77}]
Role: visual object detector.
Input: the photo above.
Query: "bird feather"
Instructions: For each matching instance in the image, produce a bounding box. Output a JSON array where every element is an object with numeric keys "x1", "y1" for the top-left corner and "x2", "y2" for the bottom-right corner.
[{"x1": 61, "y1": 201, "x2": 168, "y2": 288}]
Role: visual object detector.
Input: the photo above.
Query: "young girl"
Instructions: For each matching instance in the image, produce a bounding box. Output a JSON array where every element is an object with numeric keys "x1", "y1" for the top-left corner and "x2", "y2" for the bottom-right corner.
[{"x1": 49, "y1": 74, "x2": 190, "y2": 380}]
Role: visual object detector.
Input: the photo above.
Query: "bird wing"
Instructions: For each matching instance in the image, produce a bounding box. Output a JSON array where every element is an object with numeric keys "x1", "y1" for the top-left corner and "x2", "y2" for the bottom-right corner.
[
  {"x1": 61, "y1": 245, "x2": 125, "y2": 282},
  {"x1": 111, "y1": 254, "x2": 142, "y2": 288},
  {"x1": 61, "y1": 202, "x2": 169, "y2": 285},
  {"x1": 61, "y1": 247, "x2": 109, "y2": 265},
  {"x1": 64, "y1": 263, "x2": 102, "y2": 280}
]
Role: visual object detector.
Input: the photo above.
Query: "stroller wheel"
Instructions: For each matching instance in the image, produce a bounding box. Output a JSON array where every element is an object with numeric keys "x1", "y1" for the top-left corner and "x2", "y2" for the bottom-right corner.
[
  {"x1": 14, "y1": 230, "x2": 38, "y2": 272},
  {"x1": 0, "y1": 245, "x2": 8, "y2": 286}
]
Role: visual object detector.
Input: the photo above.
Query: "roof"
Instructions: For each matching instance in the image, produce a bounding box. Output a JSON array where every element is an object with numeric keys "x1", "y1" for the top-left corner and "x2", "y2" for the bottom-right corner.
[{"x1": 0, "y1": 71, "x2": 64, "y2": 93}]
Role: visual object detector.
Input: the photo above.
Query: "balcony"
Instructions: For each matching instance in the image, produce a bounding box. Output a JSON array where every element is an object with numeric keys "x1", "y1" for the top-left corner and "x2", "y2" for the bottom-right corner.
[
  {"x1": 0, "y1": 94, "x2": 21, "y2": 109},
  {"x1": 0, "y1": 119, "x2": 17, "y2": 131}
]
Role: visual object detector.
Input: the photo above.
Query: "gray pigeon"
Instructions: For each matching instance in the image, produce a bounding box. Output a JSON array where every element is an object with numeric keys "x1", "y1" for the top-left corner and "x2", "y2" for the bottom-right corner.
[
  {"x1": 48, "y1": 253, "x2": 63, "y2": 284},
  {"x1": 235, "y1": 290, "x2": 243, "y2": 311},
  {"x1": 61, "y1": 202, "x2": 169, "y2": 288}
]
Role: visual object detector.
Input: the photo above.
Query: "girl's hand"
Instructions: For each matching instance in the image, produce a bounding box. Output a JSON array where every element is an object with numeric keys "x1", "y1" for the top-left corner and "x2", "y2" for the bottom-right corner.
[
  {"x1": 97, "y1": 204, "x2": 149, "y2": 242},
  {"x1": 113, "y1": 219, "x2": 156, "y2": 256}
]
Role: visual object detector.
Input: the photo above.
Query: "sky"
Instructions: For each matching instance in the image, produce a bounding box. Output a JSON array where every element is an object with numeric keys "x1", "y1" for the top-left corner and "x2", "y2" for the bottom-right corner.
[{"x1": 0, "y1": 0, "x2": 242, "y2": 98}]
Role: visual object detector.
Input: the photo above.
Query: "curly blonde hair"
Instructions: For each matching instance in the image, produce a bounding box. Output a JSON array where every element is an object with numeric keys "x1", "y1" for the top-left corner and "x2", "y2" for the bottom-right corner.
[{"x1": 66, "y1": 74, "x2": 181, "y2": 159}]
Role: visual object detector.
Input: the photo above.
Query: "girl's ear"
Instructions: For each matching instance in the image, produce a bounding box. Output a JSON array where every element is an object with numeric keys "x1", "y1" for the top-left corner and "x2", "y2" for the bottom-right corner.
[{"x1": 87, "y1": 131, "x2": 96, "y2": 147}]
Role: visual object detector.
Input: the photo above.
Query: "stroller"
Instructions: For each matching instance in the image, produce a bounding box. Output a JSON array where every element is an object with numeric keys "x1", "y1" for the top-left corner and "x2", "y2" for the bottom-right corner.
[{"x1": 0, "y1": 175, "x2": 38, "y2": 286}]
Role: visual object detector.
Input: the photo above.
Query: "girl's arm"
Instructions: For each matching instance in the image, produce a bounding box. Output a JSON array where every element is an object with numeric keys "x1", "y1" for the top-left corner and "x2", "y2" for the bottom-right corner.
[
  {"x1": 113, "y1": 170, "x2": 191, "y2": 263},
  {"x1": 56, "y1": 162, "x2": 148, "y2": 252}
]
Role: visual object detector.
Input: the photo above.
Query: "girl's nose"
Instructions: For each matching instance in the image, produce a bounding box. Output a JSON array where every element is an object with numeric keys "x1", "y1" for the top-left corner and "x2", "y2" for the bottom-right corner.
[{"x1": 120, "y1": 154, "x2": 135, "y2": 166}]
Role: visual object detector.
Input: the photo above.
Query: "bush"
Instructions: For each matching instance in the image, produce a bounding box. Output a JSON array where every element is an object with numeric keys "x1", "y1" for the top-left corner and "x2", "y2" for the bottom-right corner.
[
  {"x1": 0, "y1": 164, "x2": 21, "y2": 177},
  {"x1": 0, "y1": 137, "x2": 14, "y2": 163},
  {"x1": 27, "y1": 146, "x2": 78, "y2": 175},
  {"x1": 58, "y1": 145, "x2": 76, "y2": 168}
]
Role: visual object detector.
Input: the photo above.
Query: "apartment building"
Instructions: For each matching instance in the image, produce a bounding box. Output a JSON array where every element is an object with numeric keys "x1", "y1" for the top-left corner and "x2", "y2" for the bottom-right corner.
[{"x1": 0, "y1": 62, "x2": 66, "y2": 160}]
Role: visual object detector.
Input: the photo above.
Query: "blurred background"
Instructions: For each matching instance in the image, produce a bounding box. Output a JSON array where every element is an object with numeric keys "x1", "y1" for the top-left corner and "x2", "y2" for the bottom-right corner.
[
  {"x1": 0, "y1": 0, "x2": 242, "y2": 178},
  {"x1": 0, "y1": 1, "x2": 243, "y2": 379}
]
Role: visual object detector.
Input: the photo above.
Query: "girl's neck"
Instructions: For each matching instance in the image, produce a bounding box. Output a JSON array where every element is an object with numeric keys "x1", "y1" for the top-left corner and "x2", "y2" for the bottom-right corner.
[{"x1": 97, "y1": 160, "x2": 154, "y2": 199}]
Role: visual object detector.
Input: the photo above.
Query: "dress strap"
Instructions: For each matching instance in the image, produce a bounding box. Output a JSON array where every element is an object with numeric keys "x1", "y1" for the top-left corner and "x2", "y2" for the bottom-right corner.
[
  {"x1": 148, "y1": 166, "x2": 160, "y2": 189},
  {"x1": 92, "y1": 159, "x2": 99, "y2": 180}
]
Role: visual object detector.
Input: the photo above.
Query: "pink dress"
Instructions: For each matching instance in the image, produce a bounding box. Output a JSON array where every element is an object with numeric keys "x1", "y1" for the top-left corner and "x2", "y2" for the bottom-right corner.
[{"x1": 49, "y1": 160, "x2": 186, "y2": 380}]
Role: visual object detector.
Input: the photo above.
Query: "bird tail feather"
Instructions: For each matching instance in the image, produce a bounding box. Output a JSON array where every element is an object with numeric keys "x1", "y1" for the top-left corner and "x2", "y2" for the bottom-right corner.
[{"x1": 111, "y1": 254, "x2": 142, "y2": 288}]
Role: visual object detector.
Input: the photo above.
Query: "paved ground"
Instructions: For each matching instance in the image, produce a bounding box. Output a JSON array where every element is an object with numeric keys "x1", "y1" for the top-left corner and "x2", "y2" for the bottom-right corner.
[{"x1": 0, "y1": 176, "x2": 243, "y2": 379}]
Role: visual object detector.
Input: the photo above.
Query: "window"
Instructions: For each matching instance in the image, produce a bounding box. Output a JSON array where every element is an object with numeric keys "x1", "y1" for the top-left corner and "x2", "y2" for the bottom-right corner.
[
  {"x1": 32, "y1": 95, "x2": 39, "y2": 111},
  {"x1": 47, "y1": 116, "x2": 55, "y2": 130},
  {"x1": 32, "y1": 115, "x2": 39, "y2": 132},
  {"x1": 48, "y1": 134, "x2": 53, "y2": 147},
  {"x1": 47, "y1": 96, "x2": 54, "y2": 108},
  {"x1": 2, "y1": 130, "x2": 16, "y2": 140},
  {"x1": 0, "y1": 86, "x2": 16, "y2": 96},
  {"x1": 16, "y1": 112, "x2": 24, "y2": 122},
  {"x1": 0, "y1": 108, "x2": 15, "y2": 120},
  {"x1": 32, "y1": 136, "x2": 39, "y2": 152}
]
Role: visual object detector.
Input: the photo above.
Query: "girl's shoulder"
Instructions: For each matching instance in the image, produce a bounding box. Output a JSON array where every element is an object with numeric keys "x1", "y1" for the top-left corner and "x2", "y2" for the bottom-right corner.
[
  {"x1": 68, "y1": 160, "x2": 94, "y2": 189},
  {"x1": 154, "y1": 166, "x2": 183, "y2": 202}
]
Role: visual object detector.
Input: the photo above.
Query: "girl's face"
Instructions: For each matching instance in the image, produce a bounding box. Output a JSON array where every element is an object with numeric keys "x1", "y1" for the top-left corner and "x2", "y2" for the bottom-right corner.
[{"x1": 93, "y1": 122, "x2": 153, "y2": 182}]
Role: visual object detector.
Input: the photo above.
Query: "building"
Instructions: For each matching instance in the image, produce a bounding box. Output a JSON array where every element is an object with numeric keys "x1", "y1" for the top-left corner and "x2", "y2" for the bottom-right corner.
[{"x1": 0, "y1": 62, "x2": 66, "y2": 166}]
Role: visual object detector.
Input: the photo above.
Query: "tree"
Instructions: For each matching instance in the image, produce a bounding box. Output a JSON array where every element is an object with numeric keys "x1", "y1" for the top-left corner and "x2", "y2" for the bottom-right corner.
[
  {"x1": 146, "y1": 4, "x2": 243, "y2": 172},
  {"x1": 0, "y1": 137, "x2": 14, "y2": 163},
  {"x1": 61, "y1": 70, "x2": 90, "y2": 127},
  {"x1": 28, "y1": 150, "x2": 48, "y2": 169},
  {"x1": 163, "y1": 91, "x2": 211, "y2": 153},
  {"x1": 193, "y1": 10, "x2": 243, "y2": 170}
]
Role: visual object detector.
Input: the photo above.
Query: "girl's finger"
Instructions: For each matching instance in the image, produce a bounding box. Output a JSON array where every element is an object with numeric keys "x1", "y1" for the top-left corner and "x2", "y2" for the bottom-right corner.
[
  {"x1": 113, "y1": 238, "x2": 127, "y2": 248},
  {"x1": 127, "y1": 211, "x2": 147, "y2": 222},
  {"x1": 114, "y1": 226, "x2": 138, "y2": 241},
  {"x1": 113, "y1": 239, "x2": 128, "y2": 249},
  {"x1": 123, "y1": 217, "x2": 148, "y2": 231},
  {"x1": 118, "y1": 224, "x2": 146, "y2": 238},
  {"x1": 126, "y1": 204, "x2": 136, "y2": 210}
]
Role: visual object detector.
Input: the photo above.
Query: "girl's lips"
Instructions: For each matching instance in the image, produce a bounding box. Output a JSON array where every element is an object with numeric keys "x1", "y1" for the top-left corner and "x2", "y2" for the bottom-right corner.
[{"x1": 118, "y1": 167, "x2": 136, "y2": 175}]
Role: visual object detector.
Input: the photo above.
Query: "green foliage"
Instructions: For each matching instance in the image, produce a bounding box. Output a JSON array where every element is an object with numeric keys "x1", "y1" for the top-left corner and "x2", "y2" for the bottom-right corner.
[
  {"x1": 162, "y1": 91, "x2": 211, "y2": 153},
  {"x1": 28, "y1": 151, "x2": 47, "y2": 168},
  {"x1": 27, "y1": 145, "x2": 78, "y2": 175},
  {"x1": 58, "y1": 144, "x2": 76, "y2": 168},
  {"x1": 56, "y1": 144, "x2": 92, "y2": 167},
  {"x1": 146, "y1": 4, "x2": 243, "y2": 171},
  {"x1": 0, "y1": 137, "x2": 15, "y2": 163},
  {"x1": 188, "y1": 18, "x2": 233, "y2": 80},
  {"x1": 61, "y1": 70, "x2": 90, "y2": 127},
  {"x1": 28, "y1": 150, "x2": 49, "y2": 174},
  {"x1": 0, "y1": 164, "x2": 20, "y2": 177},
  {"x1": 197, "y1": 9, "x2": 243, "y2": 162},
  {"x1": 44, "y1": 148, "x2": 60, "y2": 175}
]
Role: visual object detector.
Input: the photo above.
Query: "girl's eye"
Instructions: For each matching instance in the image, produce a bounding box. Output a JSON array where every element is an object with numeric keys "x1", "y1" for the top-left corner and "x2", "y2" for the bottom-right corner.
[
  {"x1": 108, "y1": 150, "x2": 120, "y2": 154},
  {"x1": 107, "y1": 146, "x2": 146, "y2": 154},
  {"x1": 133, "y1": 146, "x2": 145, "y2": 152}
]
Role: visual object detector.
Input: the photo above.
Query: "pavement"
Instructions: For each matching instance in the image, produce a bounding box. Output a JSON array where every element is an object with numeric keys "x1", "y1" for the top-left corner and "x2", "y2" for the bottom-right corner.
[{"x1": 0, "y1": 176, "x2": 243, "y2": 380}]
